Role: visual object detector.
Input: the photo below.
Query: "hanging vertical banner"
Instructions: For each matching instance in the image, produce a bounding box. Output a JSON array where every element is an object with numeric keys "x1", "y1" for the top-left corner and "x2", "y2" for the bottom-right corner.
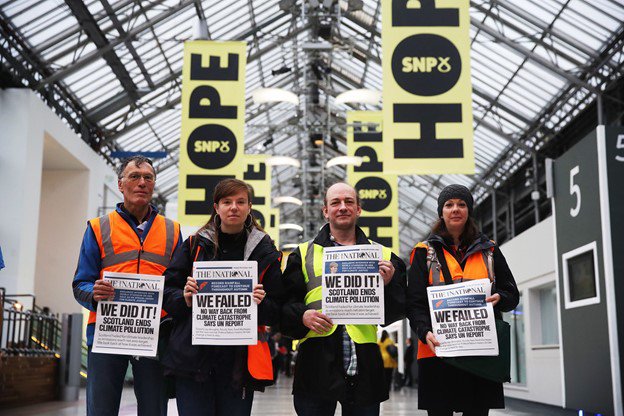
[
  {"x1": 269, "y1": 208, "x2": 280, "y2": 249},
  {"x1": 178, "y1": 41, "x2": 247, "y2": 226},
  {"x1": 242, "y1": 154, "x2": 279, "y2": 246},
  {"x1": 347, "y1": 111, "x2": 399, "y2": 254},
  {"x1": 242, "y1": 154, "x2": 270, "y2": 228},
  {"x1": 382, "y1": 1, "x2": 474, "y2": 174}
]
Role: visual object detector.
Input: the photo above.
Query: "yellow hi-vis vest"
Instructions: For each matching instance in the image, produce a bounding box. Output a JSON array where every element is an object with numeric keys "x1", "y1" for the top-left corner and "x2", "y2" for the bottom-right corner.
[{"x1": 298, "y1": 240, "x2": 392, "y2": 344}]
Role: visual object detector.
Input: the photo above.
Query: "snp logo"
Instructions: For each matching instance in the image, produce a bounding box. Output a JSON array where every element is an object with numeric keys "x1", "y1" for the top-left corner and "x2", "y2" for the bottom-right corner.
[
  {"x1": 359, "y1": 189, "x2": 388, "y2": 200},
  {"x1": 402, "y1": 57, "x2": 451, "y2": 73},
  {"x1": 194, "y1": 140, "x2": 231, "y2": 153}
]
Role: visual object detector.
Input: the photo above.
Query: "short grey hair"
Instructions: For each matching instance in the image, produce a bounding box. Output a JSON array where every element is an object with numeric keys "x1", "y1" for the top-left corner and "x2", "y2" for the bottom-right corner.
[{"x1": 117, "y1": 156, "x2": 156, "y2": 180}]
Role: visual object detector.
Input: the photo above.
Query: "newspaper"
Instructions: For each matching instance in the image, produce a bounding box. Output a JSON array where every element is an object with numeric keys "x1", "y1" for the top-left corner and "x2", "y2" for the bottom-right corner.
[
  {"x1": 427, "y1": 279, "x2": 498, "y2": 357},
  {"x1": 192, "y1": 261, "x2": 258, "y2": 345},
  {"x1": 321, "y1": 244, "x2": 384, "y2": 324},
  {"x1": 92, "y1": 272, "x2": 163, "y2": 357}
]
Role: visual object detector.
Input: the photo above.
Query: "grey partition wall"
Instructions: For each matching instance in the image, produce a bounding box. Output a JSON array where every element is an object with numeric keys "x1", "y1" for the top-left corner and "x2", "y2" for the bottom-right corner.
[
  {"x1": 552, "y1": 126, "x2": 624, "y2": 416},
  {"x1": 603, "y1": 126, "x2": 624, "y2": 416}
]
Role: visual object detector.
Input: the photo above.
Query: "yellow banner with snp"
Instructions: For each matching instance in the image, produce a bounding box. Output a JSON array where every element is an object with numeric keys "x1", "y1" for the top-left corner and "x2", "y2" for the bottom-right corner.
[
  {"x1": 178, "y1": 41, "x2": 247, "y2": 226},
  {"x1": 242, "y1": 154, "x2": 280, "y2": 247},
  {"x1": 382, "y1": 1, "x2": 474, "y2": 174},
  {"x1": 269, "y1": 208, "x2": 280, "y2": 249},
  {"x1": 346, "y1": 111, "x2": 399, "y2": 255}
]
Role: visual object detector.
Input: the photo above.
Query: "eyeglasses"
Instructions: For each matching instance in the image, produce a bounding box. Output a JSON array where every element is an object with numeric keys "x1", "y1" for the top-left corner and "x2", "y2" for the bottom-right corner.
[{"x1": 124, "y1": 173, "x2": 155, "y2": 183}]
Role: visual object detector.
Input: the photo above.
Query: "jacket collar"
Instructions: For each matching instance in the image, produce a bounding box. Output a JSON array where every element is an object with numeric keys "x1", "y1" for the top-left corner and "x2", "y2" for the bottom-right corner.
[
  {"x1": 427, "y1": 232, "x2": 494, "y2": 259},
  {"x1": 197, "y1": 226, "x2": 267, "y2": 260},
  {"x1": 313, "y1": 223, "x2": 370, "y2": 247},
  {"x1": 116, "y1": 203, "x2": 158, "y2": 225}
]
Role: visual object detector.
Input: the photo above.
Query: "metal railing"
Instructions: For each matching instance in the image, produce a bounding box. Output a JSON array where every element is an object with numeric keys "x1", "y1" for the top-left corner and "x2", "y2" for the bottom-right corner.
[
  {"x1": 1, "y1": 288, "x2": 109, "y2": 379},
  {"x1": 1, "y1": 289, "x2": 60, "y2": 355}
]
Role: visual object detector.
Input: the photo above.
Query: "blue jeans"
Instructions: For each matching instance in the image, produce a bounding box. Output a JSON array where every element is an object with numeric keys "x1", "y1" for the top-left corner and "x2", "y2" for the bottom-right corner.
[
  {"x1": 294, "y1": 393, "x2": 380, "y2": 416},
  {"x1": 175, "y1": 376, "x2": 254, "y2": 416},
  {"x1": 87, "y1": 348, "x2": 167, "y2": 416}
]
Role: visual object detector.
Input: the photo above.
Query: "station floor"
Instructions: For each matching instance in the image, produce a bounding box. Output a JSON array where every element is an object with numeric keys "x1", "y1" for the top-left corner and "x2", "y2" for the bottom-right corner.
[{"x1": 3, "y1": 376, "x2": 577, "y2": 416}]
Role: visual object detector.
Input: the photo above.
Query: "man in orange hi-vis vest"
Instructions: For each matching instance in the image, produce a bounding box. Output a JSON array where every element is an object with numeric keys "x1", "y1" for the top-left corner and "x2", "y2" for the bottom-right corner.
[{"x1": 72, "y1": 156, "x2": 181, "y2": 416}]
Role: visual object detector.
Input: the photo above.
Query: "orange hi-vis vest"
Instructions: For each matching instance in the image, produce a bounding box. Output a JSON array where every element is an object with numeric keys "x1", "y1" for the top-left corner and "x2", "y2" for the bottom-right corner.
[
  {"x1": 189, "y1": 231, "x2": 275, "y2": 383},
  {"x1": 87, "y1": 210, "x2": 180, "y2": 325},
  {"x1": 413, "y1": 241, "x2": 494, "y2": 360}
]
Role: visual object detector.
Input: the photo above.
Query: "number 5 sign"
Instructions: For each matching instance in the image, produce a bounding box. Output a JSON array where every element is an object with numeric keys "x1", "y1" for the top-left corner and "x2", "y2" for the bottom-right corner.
[
  {"x1": 569, "y1": 166, "x2": 581, "y2": 218},
  {"x1": 616, "y1": 134, "x2": 624, "y2": 162}
]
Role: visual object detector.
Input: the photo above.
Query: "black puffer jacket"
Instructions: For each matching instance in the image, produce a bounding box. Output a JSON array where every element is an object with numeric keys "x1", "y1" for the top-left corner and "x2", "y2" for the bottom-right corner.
[
  {"x1": 406, "y1": 232, "x2": 519, "y2": 344},
  {"x1": 405, "y1": 232, "x2": 519, "y2": 410},
  {"x1": 281, "y1": 224, "x2": 407, "y2": 405},
  {"x1": 162, "y1": 227, "x2": 284, "y2": 391}
]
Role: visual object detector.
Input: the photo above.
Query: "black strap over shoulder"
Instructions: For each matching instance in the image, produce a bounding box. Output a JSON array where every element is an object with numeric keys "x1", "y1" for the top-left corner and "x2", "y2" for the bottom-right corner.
[
  {"x1": 433, "y1": 244, "x2": 454, "y2": 285},
  {"x1": 432, "y1": 241, "x2": 495, "y2": 286},
  {"x1": 189, "y1": 235, "x2": 200, "y2": 260},
  {"x1": 427, "y1": 241, "x2": 453, "y2": 285}
]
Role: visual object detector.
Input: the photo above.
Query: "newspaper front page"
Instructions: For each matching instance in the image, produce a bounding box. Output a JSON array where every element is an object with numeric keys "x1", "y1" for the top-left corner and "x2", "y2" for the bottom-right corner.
[
  {"x1": 92, "y1": 272, "x2": 163, "y2": 357},
  {"x1": 427, "y1": 279, "x2": 498, "y2": 357},
  {"x1": 192, "y1": 261, "x2": 258, "y2": 345},
  {"x1": 321, "y1": 244, "x2": 384, "y2": 324}
]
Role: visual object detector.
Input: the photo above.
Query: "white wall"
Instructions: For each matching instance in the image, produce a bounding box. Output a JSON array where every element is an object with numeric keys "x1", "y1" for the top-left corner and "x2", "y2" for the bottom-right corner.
[
  {"x1": 0, "y1": 90, "x2": 44, "y2": 300},
  {"x1": 35, "y1": 168, "x2": 88, "y2": 314},
  {"x1": 500, "y1": 216, "x2": 563, "y2": 406},
  {"x1": 0, "y1": 89, "x2": 119, "y2": 313},
  {"x1": 165, "y1": 201, "x2": 198, "y2": 240}
]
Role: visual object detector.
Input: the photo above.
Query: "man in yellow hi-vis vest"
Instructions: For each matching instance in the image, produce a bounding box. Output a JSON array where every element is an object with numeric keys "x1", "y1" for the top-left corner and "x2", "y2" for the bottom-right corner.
[{"x1": 281, "y1": 182, "x2": 406, "y2": 416}]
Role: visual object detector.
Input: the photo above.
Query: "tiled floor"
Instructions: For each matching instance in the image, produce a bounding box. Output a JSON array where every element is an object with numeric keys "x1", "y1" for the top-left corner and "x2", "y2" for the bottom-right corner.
[{"x1": 1, "y1": 376, "x2": 578, "y2": 415}]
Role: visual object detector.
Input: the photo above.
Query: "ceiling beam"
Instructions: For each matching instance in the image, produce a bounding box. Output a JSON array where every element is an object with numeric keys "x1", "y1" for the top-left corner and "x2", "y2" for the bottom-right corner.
[
  {"x1": 487, "y1": 0, "x2": 600, "y2": 61},
  {"x1": 101, "y1": 0, "x2": 155, "y2": 89},
  {"x1": 101, "y1": 11, "x2": 295, "y2": 144},
  {"x1": 471, "y1": 1, "x2": 587, "y2": 70},
  {"x1": 34, "y1": 0, "x2": 146, "y2": 54},
  {"x1": 64, "y1": 0, "x2": 138, "y2": 99},
  {"x1": 472, "y1": 86, "x2": 534, "y2": 126},
  {"x1": 470, "y1": 17, "x2": 598, "y2": 94},
  {"x1": 37, "y1": 0, "x2": 195, "y2": 89},
  {"x1": 474, "y1": 115, "x2": 534, "y2": 154}
]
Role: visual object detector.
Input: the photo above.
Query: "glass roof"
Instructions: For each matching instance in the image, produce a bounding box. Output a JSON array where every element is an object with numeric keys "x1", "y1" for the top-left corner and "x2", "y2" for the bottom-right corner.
[{"x1": 1, "y1": 0, "x2": 623, "y2": 258}]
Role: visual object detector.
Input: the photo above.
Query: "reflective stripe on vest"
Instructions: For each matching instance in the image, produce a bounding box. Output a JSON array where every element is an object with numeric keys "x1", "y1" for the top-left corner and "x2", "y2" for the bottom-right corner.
[
  {"x1": 98, "y1": 213, "x2": 176, "y2": 269},
  {"x1": 88, "y1": 211, "x2": 180, "y2": 324},
  {"x1": 298, "y1": 239, "x2": 392, "y2": 345},
  {"x1": 415, "y1": 242, "x2": 493, "y2": 360}
]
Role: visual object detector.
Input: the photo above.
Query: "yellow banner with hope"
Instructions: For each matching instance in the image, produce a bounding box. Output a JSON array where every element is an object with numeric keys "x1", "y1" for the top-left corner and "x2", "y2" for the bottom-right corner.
[
  {"x1": 178, "y1": 41, "x2": 247, "y2": 226},
  {"x1": 347, "y1": 111, "x2": 399, "y2": 254},
  {"x1": 382, "y1": 1, "x2": 475, "y2": 174}
]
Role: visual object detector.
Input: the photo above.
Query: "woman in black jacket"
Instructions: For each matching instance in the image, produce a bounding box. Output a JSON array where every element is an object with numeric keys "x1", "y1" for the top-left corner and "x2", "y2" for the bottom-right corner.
[
  {"x1": 162, "y1": 178, "x2": 284, "y2": 416},
  {"x1": 406, "y1": 184, "x2": 519, "y2": 416}
]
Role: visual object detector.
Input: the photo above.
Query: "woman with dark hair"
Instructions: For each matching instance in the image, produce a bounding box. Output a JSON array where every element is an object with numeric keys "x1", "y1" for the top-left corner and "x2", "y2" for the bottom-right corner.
[
  {"x1": 377, "y1": 330, "x2": 398, "y2": 396},
  {"x1": 406, "y1": 184, "x2": 519, "y2": 416},
  {"x1": 162, "y1": 178, "x2": 284, "y2": 416}
]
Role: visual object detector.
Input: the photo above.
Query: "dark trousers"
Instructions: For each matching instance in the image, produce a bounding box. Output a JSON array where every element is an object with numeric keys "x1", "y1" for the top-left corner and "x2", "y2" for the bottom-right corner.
[
  {"x1": 383, "y1": 368, "x2": 394, "y2": 394},
  {"x1": 403, "y1": 363, "x2": 413, "y2": 386},
  {"x1": 284, "y1": 352, "x2": 293, "y2": 376},
  {"x1": 428, "y1": 410, "x2": 489, "y2": 416},
  {"x1": 294, "y1": 393, "x2": 380, "y2": 416},
  {"x1": 87, "y1": 348, "x2": 166, "y2": 416},
  {"x1": 272, "y1": 355, "x2": 282, "y2": 381},
  {"x1": 175, "y1": 376, "x2": 254, "y2": 416}
]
